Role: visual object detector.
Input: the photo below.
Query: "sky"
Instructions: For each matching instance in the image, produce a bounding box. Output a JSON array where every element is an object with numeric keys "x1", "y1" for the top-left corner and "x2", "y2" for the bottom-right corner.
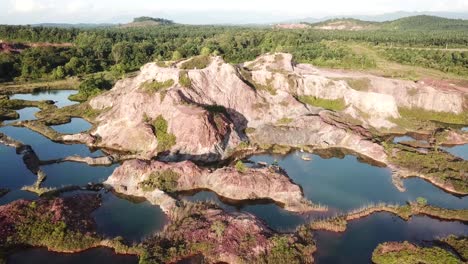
[{"x1": 0, "y1": 0, "x2": 468, "y2": 24}]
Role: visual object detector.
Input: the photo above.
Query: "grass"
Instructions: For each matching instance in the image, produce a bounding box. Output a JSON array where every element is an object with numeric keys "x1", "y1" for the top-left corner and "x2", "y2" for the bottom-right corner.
[
  {"x1": 180, "y1": 55, "x2": 211, "y2": 70},
  {"x1": 179, "y1": 71, "x2": 192, "y2": 88},
  {"x1": 307, "y1": 202, "x2": 468, "y2": 233},
  {"x1": 387, "y1": 144, "x2": 468, "y2": 193},
  {"x1": 397, "y1": 107, "x2": 468, "y2": 125},
  {"x1": 138, "y1": 170, "x2": 180, "y2": 193},
  {"x1": 153, "y1": 115, "x2": 177, "y2": 152},
  {"x1": 298, "y1": 95, "x2": 347, "y2": 111},
  {"x1": 0, "y1": 78, "x2": 79, "y2": 95},
  {"x1": 372, "y1": 242, "x2": 461, "y2": 264},
  {"x1": 344, "y1": 78, "x2": 371, "y2": 91},
  {"x1": 441, "y1": 236, "x2": 468, "y2": 261},
  {"x1": 140, "y1": 79, "x2": 174, "y2": 92}
]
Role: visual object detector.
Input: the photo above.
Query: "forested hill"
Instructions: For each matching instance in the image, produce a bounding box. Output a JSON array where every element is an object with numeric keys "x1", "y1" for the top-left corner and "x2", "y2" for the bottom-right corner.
[
  {"x1": 307, "y1": 15, "x2": 468, "y2": 31},
  {"x1": 381, "y1": 15, "x2": 468, "y2": 31}
]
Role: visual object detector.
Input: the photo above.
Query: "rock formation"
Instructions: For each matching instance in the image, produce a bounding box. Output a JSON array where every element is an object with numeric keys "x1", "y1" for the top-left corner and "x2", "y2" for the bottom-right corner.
[{"x1": 105, "y1": 159, "x2": 320, "y2": 213}]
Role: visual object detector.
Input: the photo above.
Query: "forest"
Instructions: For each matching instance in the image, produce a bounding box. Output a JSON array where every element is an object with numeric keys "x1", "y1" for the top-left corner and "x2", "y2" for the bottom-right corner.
[{"x1": 0, "y1": 15, "x2": 467, "y2": 89}]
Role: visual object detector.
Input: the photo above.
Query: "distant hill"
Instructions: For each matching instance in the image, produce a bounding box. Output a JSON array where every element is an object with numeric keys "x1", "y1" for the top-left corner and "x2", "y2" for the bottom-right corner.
[
  {"x1": 309, "y1": 18, "x2": 378, "y2": 31},
  {"x1": 120, "y1": 17, "x2": 175, "y2": 28},
  {"x1": 32, "y1": 23, "x2": 114, "y2": 29},
  {"x1": 381, "y1": 15, "x2": 468, "y2": 30},
  {"x1": 283, "y1": 11, "x2": 468, "y2": 24},
  {"x1": 297, "y1": 15, "x2": 468, "y2": 31}
]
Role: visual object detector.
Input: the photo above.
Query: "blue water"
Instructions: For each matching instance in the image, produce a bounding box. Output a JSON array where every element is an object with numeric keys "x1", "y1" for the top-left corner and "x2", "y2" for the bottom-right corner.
[
  {"x1": 183, "y1": 152, "x2": 467, "y2": 231},
  {"x1": 41, "y1": 162, "x2": 117, "y2": 188},
  {"x1": 249, "y1": 152, "x2": 467, "y2": 211},
  {"x1": 10, "y1": 90, "x2": 78, "y2": 108},
  {"x1": 3, "y1": 107, "x2": 40, "y2": 124},
  {"x1": 180, "y1": 190, "x2": 309, "y2": 232},
  {"x1": 0, "y1": 145, "x2": 37, "y2": 190},
  {"x1": 443, "y1": 144, "x2": 467, "y2": 160},
  {"x1": 314, "y1": 213, "x2": 468, "y2": 264},
  {"x1": 0, "y1": 126, "x2": 103, "y2": 160},
  {"x1": 7, "y1": 247, "x2": 137, "y2": 264},
  {"x1": 51, "y1": 118, "x2": 92, "y2": 134},
  {"x1": 93, "y1": 192, "x2": 168, "y2": 242}
]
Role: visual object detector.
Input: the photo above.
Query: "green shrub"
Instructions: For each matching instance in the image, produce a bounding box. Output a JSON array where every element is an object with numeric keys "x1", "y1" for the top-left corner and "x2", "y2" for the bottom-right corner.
[
  {"x1": 298, "y1": 95, "x2": 347, "y2": 111},
  {"x1": 416, "y1": 197, "x2": 428, "y2": 206},
  {"x1": 153, "y1": 115, "x2": 177, "y2": 152},
  {"x1": 235, "y1": 160, "x2": 247, "y2": 173},
  {"x1": 138, "y1": 170, "x2": 180, "y2": 192}
]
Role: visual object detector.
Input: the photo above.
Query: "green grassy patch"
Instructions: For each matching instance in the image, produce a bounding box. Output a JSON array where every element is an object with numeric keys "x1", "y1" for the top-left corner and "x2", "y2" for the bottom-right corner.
[
  {"x1": 388, "y1": 144, "x2": 468, "y2": 193},
  {"x1": 153, "y1": 115, "x2": 177, "y2": 152},
  {"x1": 441, "y1": 236, "x2": 468, "y2": 261},
  {"x1": 179, "y1": 71, "x2": 192, "y2": 88},
  {"x1": 180, "y1": 55, "x2": 211, "y2": 70},
  {"x1": 397, "y1": 107, "x2": 468, "y2": 126},
  {"x1": 372, "y1": 242, "x2": 461, "y2": 264},
  {"x1": 138, "y1": 170, "x2": 180, "y2": 193},
  {"x1": 298, "y1": 95, "x2": 347, "y2": 111},
  {"x1": 140, "y1": 79, "x2": 174, "y2": 92}
]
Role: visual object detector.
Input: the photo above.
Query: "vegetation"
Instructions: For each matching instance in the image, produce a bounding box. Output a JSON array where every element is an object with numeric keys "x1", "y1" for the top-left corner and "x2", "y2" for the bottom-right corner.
[
  {"x1": 441, "y1": 236, "x2": 468, "y2": 261},
  {"x1": 298, "y1": 95, "x2": 347, "y2": 111},
  {"x1": 210, "y1": 221, "x2": 226, "y2": 238},
  {"x1": 178, "y1": 71, "x2": 192, "y2": 88},
  {"x1": 277, "y1": 117, "x2": 294, "y2": 125},
  {"x1": 387, "y1": 144, "x2": 468, "y2": 193},
  {"x1": 69, "y1": 74, "x2": 112, "y2": 101},
  {"x1": 153, "y1": 115, "x2": 177, "y2": 152},
  {"x1": 343, "y1": 78, "x2": 371, "y2": 91},
  {"x1": 132, "y1": 17, "x2": 174, "y2": 25},
  {"x1": 235, "y1": 160, "x2": 247, "y2": 173},
  {"x1": 1, "y1": 15, "x2": 468, "y2": 85},
  {"x1": 372, "y1": 241, "x2": 461, "y2": 264},
  {"x1": 397, "y1": 107, "x2": 468, "y2": 125},
  {"x1": 138, "y1": 170, "x2": 180, "y2": 193},
  {"x1": 140, "y1": 79, "x2": 174, "y2": 92},
  {"x1": 180, "y1": 55, "x2": 211, "y2": 70}
]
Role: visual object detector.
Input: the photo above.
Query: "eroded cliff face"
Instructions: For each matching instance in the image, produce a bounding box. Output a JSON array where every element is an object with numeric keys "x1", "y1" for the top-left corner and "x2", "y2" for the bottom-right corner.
[
  {"x1": 85, "y1": 53, "x2": 466, "y2": 162},
  {"x1": 105, "y1": 159, "x2": 319, "y2": 213}
]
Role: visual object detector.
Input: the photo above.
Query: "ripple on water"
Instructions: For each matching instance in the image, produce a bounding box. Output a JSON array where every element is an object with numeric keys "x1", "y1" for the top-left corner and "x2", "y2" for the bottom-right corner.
[
  {"x1": 10, "y1": 90, "x2": 78, "y2": 108},
  {"x1": 314, "y1": 213, "x2": 468, "y2": 264},
  {"x1": 51, "y1": 118, "x2": 92, "y2": 134},
  {"x1": 7, "y1": 247, "x2": 137, "y2": 264},
  {"x1": 93, "y1": 192, "x2": 168, "y2": 242}
]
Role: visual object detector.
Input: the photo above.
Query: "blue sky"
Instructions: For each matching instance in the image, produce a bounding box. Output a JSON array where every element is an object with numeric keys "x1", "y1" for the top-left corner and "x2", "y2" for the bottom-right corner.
[{"x1": 1, "y1": 0, "x2": 467, "y2": 24}]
